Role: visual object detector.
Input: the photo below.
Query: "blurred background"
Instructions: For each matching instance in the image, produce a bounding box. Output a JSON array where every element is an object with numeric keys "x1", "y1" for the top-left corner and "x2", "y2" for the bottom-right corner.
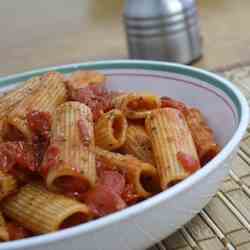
[{"x1": 0, "y1": 0, "x2": 249, "y2": 76}]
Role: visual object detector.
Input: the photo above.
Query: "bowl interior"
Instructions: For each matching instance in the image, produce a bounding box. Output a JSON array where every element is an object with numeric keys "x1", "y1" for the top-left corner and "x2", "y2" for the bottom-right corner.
[
  {"x1": 1, "y1": 66, "x2": 239, "y2": 147},
  {"x1": 101, "y1": 69, "x2": 239, "y2": 147}
]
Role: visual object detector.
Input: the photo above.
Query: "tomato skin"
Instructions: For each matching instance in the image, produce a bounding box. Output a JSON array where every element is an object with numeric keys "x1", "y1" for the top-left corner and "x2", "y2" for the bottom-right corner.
[
  {"x1": 98, "y1": 170, "x2": 125, "y2": 195},
  {"x1": 82, "y1": 162, "x2": 127, "y2": 217},
  {"x1": 67, "y1": 83, "x2": 113, "y2": 121},
  {"x1": 96, "y1": 159, "x2": 139, "y2": 205},
  {"x1": 177, "y1": 151, "x2": 200, "y2": 173},
  {"x1": 82, "y1": 184, "x2": 126, "y2": 217}
]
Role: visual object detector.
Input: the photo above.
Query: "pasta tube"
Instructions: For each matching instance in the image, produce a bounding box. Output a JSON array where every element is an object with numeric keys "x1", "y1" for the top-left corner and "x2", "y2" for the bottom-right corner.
[
  {"x1": 112, "y1": 93, "x2": 161, "y2": 119},
  {"x1": 145, "y1": 108, "x2": 200, "y2": 189},
  {"x1": 111, "y1": 94, "x2": 128, "y2": 108},
  {"x1": 44, "y1": 102, "x2": 96, "y2": 193},
  {"x1": 0, "y1": 76, "x2": 43, "y2": 141},
  {"x1": 2, "y1": 183, "x2": 91, "y2": 234},
  {"x1": 184, "y1": 108, "x2": 220, "y2": 165},
  {"x1": 7, "y1": 72, "x2": 66, "y2": 141},
  {"x1": 121, "y1": 124, "x2": 154, "y2": 164},
  {"x1": 0, "y1": 211, "x2": 9, "y2": 241},
  {"x1": 0, "y1": 76, "x2": 42, "y2": 117},
  {"x1": 95, "y1": 147, "x2": 160, "y2": 197},
  {"x1": 0, "y1": 170, "x2": 17, "y2": 201},
  {"x1": 160, "y1": 96, "x2": 188, "y2": 113},
  {"x1": 68, "y1": 70, "x2": 106, "y2": 87},
  {"x1": 94, "y1": 109, "x2": 127, "y2": 150},
  {"x1": 0, "y1": 119, "x2": 5, "y2": 142}
]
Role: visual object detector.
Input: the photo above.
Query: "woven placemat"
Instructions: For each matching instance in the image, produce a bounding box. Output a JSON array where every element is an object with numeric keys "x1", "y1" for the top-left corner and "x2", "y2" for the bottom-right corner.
[{"x1": 149, "y1": 63, "x2": 250, "y2": 250}]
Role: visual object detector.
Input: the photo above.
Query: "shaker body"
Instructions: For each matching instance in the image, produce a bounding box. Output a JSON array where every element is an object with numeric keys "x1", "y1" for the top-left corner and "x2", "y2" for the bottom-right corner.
[{"x1": 124, "y1": 0, "x2": 202, "y2": 64}]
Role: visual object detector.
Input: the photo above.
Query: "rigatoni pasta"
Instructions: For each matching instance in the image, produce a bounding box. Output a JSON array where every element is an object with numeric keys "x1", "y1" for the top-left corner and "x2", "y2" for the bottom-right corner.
[
  {"x1": 68, "y1": 70, "x2": 106, "y2": 87},
  {"x1": 0, "y1": 211, "x2": 9, "y2": 241},
  {"x1": 112, "y1": 93, "x2": 161, "y2": 119},
  {"x1": 0, "y1": 76, "x2": 42, "y2": 116},
  {"x1": 2, "y1": 183, "x2": 91, "y2": 234},
  {"x1": 0, "y1": 70, "x2": 221, "y2": 242},
  {"x1": 7, "y1": 72, "x2": 66, "y2": 141},
  {"x1": 94, "y1": 109, "x2": 127, "y2": 150},
  {"x1": 0, "y1": 76, "x2": 43, "y2": 141},
  {"x1": 0, "y1": 120, "x2": 5, "y2": 143},
  {"x1": 0, "y1": 170, "x2": 17, "y2": 201},
  {"x1": 145, "y1": 108, "x2": 200, "y2": 189},
  {"x1": 121, "y1": 123, "x2": 154, "y2": 164},
  {"x1": 44, "y1": 102, "x2": 96, "y2": 193}
]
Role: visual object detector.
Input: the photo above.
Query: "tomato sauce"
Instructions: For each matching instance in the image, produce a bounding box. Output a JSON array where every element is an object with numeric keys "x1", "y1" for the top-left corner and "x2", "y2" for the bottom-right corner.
[
  {"x1": 121, "y1": 183, "x2": 139, "y2": 205},
  {"x1": 40, "y1": 145, "x2": 60, "y2": 177},
  {"x1": 15, "y1": 143, "x2": 37, "y2": 172},
  {"x1": 0, "y1": 142, "x2": 37, "y2": 173},
  {"x1": 27, "y1": 111, "x2": 51, "y2": 136},
  {"x1": 161, "y1": 97, "x2": 188, "y2": 114},
  {"x1": 127, "y1": 98, "x2": 147, "y2": 110},
  {"x1": 177, "y1": 151, "x2": 200, "y2": 173},
  {"x1": 96, "y1": 159, "x2": 139, "y2": 205},
  {"x1": 98, "y1": 170, "x2": 125, "y2": 195},
  {"x1": 200, "y1": 145, "x2": 220, "y2": 166},
  {"x1": 82, "y1": 184, "x2": 126, "y2": 217},
  {"x1": 7, "y1": 222, "x2": 31, "y2": 240},
  {"x1": 2, "y1": 124, "x2": 26, "y2": 142},
  {"x1": 32, "y1": 135, "x2": 50, "y2": 166},
  {"x1": 127, "y1": 97, "x2": 156, "y2": 111},
  {"x1": 67, "y1": 83, "x2": 113, "y2": 121},
  {"x1": 27, "y1": 111, "x2": 52, "y2": 167}
]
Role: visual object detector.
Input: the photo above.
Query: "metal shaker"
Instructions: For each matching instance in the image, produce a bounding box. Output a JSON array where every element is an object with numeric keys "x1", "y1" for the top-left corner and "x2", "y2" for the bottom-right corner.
[{"x1": 123, "y1": 0, "x2": 202, "y2": 64}]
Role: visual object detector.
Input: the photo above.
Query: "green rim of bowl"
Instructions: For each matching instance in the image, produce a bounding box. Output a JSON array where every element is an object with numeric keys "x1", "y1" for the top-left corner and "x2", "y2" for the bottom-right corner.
[{"x1": 0, "y1": 60, "x2": 241, "y2": 118}]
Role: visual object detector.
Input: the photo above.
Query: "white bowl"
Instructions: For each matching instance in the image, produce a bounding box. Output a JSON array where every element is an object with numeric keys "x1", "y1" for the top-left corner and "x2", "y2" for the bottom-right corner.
[{"x1": 0, "y1": 60, "x2": 248, "y2": 250}]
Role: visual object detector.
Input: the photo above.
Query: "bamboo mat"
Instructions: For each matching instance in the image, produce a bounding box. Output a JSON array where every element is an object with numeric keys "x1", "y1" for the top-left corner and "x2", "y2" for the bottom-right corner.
[{"x1": 149, "y1": 63, "x2": 250, "y2": 250}]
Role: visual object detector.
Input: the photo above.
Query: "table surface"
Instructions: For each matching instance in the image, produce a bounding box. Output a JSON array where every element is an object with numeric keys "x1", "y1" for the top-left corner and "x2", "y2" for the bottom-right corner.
[{"x1": 0, "y1": 0, "x2": 249, "y2": 76}]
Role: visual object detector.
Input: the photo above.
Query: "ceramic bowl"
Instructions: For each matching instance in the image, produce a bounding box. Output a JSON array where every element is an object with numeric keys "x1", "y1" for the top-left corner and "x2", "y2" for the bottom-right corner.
[{"x1": 0, "y1": 60, "x2": 248, "y2": 250}]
